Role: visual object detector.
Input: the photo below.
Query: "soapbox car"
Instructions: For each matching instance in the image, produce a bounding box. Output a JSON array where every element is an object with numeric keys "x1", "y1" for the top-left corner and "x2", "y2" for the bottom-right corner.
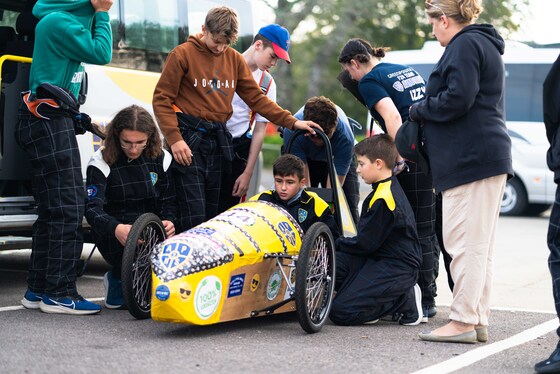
[{"x1": 120, "y1": 130, "x2": 357, "y2": 333}]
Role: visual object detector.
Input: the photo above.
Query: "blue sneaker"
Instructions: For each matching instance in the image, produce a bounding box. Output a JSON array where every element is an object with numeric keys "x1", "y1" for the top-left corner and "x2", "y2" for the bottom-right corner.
[
  {"x1": 21, "y1": 289, "x2": 44, "y2": 309},
  {"x1": 39, "y1": 294, "x2": 101, "y2": 315},
  {"x1": 103, "y1": 271, "x2": 124, "y2": 309}
]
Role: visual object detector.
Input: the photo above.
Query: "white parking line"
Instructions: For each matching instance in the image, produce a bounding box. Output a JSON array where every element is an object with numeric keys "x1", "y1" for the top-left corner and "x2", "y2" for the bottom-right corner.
[{"x1": 411, "y1": 318, "x2": 559, "y2": 374}]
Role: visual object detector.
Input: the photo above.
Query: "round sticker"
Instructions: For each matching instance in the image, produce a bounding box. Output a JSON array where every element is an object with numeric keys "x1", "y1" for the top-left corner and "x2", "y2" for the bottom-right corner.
[
  {"x1": 194, "y1": 276, "x2": 222, "y2": 319},
  {"x1": 250, "y1": 274, "x2": 260, "y2": 292},
  {"x1": 178, "y1": 282, "x2": 192, "y2": 302},
  {"x1": 155, "y1": 285, "x2": 170, "y2": 301},
  {"x1": 266, "y1": 270, "x2": 282, "y2": 301}
]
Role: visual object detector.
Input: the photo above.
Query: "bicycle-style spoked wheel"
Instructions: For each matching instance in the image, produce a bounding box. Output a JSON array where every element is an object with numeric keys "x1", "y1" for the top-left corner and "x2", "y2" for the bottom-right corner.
[
  {"x1": 295, "y1": 222, "x2": 336, "y2": 333},
  {"x1": 122, "y1": 213, "x2": 166, "y2": 319}
]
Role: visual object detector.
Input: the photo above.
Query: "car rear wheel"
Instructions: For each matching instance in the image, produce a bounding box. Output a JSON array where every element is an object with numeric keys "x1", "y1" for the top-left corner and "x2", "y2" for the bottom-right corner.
[{"x1": 501, "y1": 177, "x2": 528, "y2": 216}]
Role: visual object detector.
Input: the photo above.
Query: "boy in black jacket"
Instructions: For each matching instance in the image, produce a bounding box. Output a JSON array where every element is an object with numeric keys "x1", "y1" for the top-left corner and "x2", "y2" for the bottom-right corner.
[
  {"x1": 251, "y1": 154, "x2": 338, "y2": 236},
  {"x1": 329, "y1": 134, "x2": 422, "y2": 326}
]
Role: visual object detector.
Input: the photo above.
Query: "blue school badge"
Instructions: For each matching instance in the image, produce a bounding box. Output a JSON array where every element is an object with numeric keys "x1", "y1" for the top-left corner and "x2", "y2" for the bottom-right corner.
[
  {"x1": 150, "y1": 172, "x2": 158, "y2": 185},
  {"x1": 298, "y1": 208, "x2": 308, "y2": 223},
  {"x1": 86, "y1": 186, "x2": 97, "y2": 199}
]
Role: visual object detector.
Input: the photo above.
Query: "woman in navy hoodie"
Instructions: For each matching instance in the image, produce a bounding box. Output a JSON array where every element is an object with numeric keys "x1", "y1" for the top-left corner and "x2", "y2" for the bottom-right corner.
[{"x1": 410, "y1": 0, "x2": 512, "y2": 343}]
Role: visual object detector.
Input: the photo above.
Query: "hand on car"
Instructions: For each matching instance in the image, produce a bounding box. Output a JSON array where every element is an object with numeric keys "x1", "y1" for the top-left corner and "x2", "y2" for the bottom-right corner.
[{"x1": 293, "y1": 120, "x2": 322, "y2": 135}]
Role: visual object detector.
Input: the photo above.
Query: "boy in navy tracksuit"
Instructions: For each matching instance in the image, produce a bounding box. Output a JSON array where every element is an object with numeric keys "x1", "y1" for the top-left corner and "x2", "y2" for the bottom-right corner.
[
  {"x1": 251, "y1": 154, "x2": 338, "y2": 236},
  {"x1": 329, "y1": 134, "x2": 422, "y2": 326}
]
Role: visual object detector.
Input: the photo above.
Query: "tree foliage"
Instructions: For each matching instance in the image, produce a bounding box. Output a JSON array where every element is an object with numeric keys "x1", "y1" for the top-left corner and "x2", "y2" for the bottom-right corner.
[{"x1": 265, "y1": 0, "x2": 529, "y2": 129}]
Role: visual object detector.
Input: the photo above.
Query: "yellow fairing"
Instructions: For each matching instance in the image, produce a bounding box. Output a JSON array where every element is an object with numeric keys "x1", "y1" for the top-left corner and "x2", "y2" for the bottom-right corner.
[{"x1": 151, "y1": 201, "x2": 303, "y2": 325}]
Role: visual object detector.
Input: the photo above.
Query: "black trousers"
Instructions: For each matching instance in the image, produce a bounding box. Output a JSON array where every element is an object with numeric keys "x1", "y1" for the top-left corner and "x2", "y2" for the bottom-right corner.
[
  {"x1": 92, "y1": 230, "x2": 123, "y2": 278},
  {"x1": 548, "y1": 185, "x2": 560, "y2": 339},
  {"x1": 330, "y1": 251, "x2": 418, "y2": 325},
  {"x1": 397, "y1": 161, "x2": 439, "y2": 306},
  {"x1": 307, "y1": 158, "x2": 360, "y2": 225},
  {"x1": 218, "y1": 133, "x2": 251, "y2": 213},
  {"x1": 15, "y1": 112, "x2": 84, "y2": 297},
  {"x1": 172, "y1": 133, "x2": 224, "y2": 233}
]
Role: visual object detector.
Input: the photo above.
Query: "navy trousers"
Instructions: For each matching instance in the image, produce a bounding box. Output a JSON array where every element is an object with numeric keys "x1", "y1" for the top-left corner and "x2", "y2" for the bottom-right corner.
[
  {"x1": 397, "y1": 161, "x2": 439, "y2": 307},
  {"x1": 329, "y1": 251, "x2": 418, "y2": 325},
  {"x1": 15, "y1": 112, "x2": 84, "y2": 297}
]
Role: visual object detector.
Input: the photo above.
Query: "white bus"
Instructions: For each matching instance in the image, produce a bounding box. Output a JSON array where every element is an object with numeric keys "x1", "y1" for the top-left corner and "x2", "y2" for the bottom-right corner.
[
  {"x1": 0, "y1": 0, "x2": 256, "y2": 248},
  {"x1": 379, "y1": 41, "x2": 560, "y2": 216}
]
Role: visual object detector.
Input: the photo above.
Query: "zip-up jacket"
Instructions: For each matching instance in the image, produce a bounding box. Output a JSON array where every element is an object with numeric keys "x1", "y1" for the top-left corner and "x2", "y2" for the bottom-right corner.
[{"x1": 545, "y1": 54, "x2": 560, "y2": 182}]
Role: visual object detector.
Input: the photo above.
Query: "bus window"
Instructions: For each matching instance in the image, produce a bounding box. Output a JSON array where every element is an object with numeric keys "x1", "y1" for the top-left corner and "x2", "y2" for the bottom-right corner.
[{"x1": 109, "y1": 0, "x2": 180, "y2": 72}]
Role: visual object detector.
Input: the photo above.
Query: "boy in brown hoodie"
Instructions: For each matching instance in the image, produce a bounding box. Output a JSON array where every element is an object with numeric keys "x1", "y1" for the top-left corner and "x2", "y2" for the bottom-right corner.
[{"x1": 153, "y1": 6, "x2": 319, "y2": 233}]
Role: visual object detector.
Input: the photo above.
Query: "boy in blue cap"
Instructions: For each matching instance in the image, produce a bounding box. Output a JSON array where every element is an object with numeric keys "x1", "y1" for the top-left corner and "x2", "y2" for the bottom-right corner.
[{"x1": 219, "y1": 24, "x2": 292, "y2": 212}]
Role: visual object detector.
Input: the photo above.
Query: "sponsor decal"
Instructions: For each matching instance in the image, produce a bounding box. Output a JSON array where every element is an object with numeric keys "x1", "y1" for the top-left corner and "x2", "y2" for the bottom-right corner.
[
  {"x1": 155, "y1": 285, "x2": 170, "y2": 301},
  {"x1": 194, "y1": 276, "x2": 222, "y2": 319},
  {"x1": 227, "y1": 274, "x2": 245, "y2": 298},
  {"x1": 250, "y1": 274, "x2": 260, "y2": 292},
  {"x1": 178, "y1": 282, "x2": 192, "y2": 302},
  {"x1": 266, "y1": 270, "x2": 282, "y2": 301},
  {"x1": 278, "y1": 221, "x2": 296, "y2": 246},
  {"x1": 86, "y1": 186, "x2": 97, "y2": 199},
  {"x1": 160, "y1": 242, "x2": 191, "y2": 270},
  {"x1": 298, "y1": 208, "x2": 308, "y2": 223},
  {"x1": 150, "y1": 172, "x2": 158, "y2": 185}
]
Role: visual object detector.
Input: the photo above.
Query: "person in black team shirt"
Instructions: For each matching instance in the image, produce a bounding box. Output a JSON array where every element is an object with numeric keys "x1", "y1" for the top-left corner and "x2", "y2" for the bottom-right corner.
[
  {"x1": 251, "y1": 154, "x2": 338, "y2": 237},
  {"x1": 338, "y1": 38, "x2": 439, "y2": 323},
  {"x1": 329, "y1": 135, "x2": 422, "y2": 326},
  {"x1": 85, "y1": 105, "x2": 176, "y2": 309}
]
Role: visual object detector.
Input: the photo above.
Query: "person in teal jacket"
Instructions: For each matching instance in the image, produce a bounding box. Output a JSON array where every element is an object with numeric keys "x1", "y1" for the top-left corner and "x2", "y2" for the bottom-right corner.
[{"x1": 15, "y1": 0, "x2": 113, "y2": 315}]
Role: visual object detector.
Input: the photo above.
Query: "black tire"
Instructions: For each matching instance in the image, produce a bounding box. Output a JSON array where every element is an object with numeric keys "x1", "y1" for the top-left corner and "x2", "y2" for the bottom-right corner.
[
  {"x1": 122, "y1": 213, "x2": 166, "y2": 320},
  {"x1": 295, "y1": 222, "x2": 336, "y2": 333},
  {"x1": 501, "y1": 177, "x2": 528, "y2": 216},
  {"x1": 525, "y1": 203, "x2": 552, "y2": 216}
]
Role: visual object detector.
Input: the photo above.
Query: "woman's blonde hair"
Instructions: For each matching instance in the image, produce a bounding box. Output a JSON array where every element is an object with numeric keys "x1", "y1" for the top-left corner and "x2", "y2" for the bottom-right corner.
[{"x1": 425, "y1": 0, "x2": 483, "y2": 24}]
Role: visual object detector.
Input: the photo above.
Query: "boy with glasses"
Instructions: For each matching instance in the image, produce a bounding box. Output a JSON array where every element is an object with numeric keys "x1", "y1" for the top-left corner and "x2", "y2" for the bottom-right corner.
[{"x1": 85, "y1": 105, "x2": 176, "y2": 309}]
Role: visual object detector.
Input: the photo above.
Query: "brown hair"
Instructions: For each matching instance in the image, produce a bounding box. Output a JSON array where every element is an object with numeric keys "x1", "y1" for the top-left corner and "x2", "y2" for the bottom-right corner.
[
  {"x1": 273, "y1": 154, "x2": 305, "y2": 180},
  {"x1": 103, "y1": 105, "x2": 162, "y2": 165},
  {"x1": 253, "y1": 33, "x2": 273, "y2": 49},
  {"x1": 303, "y1": 96, "x2": 338, "y2": 136},
  {"x1": 425, "y1": 0, "x2": 483, "y2": 24},
  {"x1": 205, "y1": 6, "x2": 239, "y2": 45},
  {"x1": 354, "y1": 134, "x2": 398, "y2": 170},
  {"x1": 338, "y1": 38, "x2": 389, "y2": 65}
]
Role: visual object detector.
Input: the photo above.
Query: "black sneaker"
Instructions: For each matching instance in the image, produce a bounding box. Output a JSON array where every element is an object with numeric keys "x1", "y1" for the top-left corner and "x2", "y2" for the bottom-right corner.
[{"x1": 398, "y1": 284, "x2": 423, "y2": 326}]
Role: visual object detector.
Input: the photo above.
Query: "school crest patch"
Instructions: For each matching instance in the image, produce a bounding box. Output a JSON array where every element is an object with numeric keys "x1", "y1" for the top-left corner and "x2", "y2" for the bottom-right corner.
[
  {"x1": 298, "y1": 208, "x2": 308, "y2": 223},
  {"x1": 150, "y1": 172, "x2": 158, "y2": 185},
  {"x1": 86, "y1": 186, "x2": 97, "y2": 199}
]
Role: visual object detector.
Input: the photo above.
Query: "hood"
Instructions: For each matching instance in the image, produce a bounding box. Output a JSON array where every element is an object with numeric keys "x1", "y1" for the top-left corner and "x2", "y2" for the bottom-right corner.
[
  {"x1": 453, "y1": 24, "x2": 505, "y2": 55},
  {"x1": 33, "y1": 0, "x2": 94, "y2": 26},
  {"x1": 188, "y1": 33, "x2": 226, "y2": 56}
]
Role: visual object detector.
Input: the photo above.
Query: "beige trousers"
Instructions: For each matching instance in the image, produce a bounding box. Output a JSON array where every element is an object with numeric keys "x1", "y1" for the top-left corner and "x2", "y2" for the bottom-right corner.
[{"x1": 442, "y1": 174, "x2": 507, "y2": 326}]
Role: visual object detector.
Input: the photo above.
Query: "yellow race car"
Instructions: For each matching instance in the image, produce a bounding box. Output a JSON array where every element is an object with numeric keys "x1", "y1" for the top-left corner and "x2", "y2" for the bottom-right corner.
[{"x1": 121, "y1": 130, "x2": 357, "y2": 333}]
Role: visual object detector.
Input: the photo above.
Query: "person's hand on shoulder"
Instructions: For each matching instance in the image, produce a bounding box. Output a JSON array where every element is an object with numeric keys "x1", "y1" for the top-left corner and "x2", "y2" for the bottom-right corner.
[
  {"x1": 91, "y1": 0, "x2": 113, "y2": 12},
  {"x1": 293, "y1": 120, "x2": 322, "y2": 135}
]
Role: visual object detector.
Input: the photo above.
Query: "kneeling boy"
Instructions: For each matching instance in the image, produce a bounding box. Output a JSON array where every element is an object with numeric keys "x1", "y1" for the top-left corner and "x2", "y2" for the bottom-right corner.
[
  {"x1": 251, "y1": 154, "x2": 338, "y2": 236},
  {"x1": 329, "y1": 134, "x2": 422, "y2": 326}
]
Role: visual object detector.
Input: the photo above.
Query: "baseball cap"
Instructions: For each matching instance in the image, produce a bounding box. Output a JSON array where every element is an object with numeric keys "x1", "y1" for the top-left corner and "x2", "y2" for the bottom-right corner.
[
  {"x1": 395, "y1": 119, "x2": 430, "y2": 175},
  {"x1": 258, "y1": 24, "x2": 291, "y2": 63}
]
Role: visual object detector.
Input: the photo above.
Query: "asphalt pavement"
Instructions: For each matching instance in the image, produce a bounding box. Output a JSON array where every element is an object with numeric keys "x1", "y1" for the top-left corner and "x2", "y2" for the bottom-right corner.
[{"x1": 0, "y1": 169, "x2": 557, "y2": 373}]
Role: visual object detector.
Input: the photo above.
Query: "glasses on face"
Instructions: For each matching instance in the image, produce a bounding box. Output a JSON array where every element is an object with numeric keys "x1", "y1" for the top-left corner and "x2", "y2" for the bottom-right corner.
[
  {"x1": 426, "y1": 2, "x2": 447, "y2": 19},
  {"x1": 120, "y1": 139, "x2": 148, "y2": 150}
]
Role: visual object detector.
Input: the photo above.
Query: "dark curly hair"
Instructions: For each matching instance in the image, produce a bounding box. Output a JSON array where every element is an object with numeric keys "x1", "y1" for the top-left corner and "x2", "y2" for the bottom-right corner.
[
  {"x1": 102, "y1": 105, "x2": 163, "y2": 165},
  {"x1": 303, "y1": 96, "x2": 338, "y2": 136}
]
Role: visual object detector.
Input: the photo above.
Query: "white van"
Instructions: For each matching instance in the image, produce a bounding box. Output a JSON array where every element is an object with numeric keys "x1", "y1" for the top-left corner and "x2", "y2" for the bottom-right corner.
[{"x1": 378, "y1": 41, "x2": 560, "y2": 216}]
